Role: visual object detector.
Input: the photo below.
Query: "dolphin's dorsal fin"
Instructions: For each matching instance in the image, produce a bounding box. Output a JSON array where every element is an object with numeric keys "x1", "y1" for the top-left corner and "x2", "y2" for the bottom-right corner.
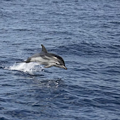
[{"x1": 41, "y1": 44, "x2": 47, "y2": 53}]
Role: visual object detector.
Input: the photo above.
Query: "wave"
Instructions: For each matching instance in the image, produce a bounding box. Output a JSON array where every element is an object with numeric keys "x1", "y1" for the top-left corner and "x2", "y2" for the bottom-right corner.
[{"x1": 54, "y1": 42, "x2": 120, "y2": 58}]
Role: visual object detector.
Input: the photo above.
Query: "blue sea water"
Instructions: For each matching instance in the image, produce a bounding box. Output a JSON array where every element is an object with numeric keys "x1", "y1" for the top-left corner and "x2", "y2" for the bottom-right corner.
[{"x1": 0, "y1": 0, "x2": 120, "y2": 120}]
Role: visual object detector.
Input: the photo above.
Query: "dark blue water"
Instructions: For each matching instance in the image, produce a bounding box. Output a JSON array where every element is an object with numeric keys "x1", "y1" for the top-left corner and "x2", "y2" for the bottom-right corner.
[{"x1": 0, "y1": 0, "x2": 120, "y2": 120}]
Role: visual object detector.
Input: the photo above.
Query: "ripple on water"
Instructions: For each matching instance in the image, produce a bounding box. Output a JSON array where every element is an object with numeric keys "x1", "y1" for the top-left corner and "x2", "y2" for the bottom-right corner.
[{"x1": 0, "y1": 0, "x2": 120, "y2": 120}]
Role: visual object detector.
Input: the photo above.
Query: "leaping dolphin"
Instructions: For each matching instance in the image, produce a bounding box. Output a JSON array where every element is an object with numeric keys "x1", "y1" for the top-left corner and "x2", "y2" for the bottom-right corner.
[{"x1": 25, "y1": 44, "x2": 67, "y2": 70}]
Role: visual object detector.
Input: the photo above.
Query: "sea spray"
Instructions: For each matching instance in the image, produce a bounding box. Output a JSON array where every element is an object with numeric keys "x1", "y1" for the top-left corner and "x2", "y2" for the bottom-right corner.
[{"x1": 7, "y1": 62, "x2": 44, "y2": 73}]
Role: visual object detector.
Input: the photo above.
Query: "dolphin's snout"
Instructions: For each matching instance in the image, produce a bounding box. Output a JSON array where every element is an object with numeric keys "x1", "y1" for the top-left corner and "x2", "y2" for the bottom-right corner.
[
  {"x1": 63, "y1": 66, "x2": 67, "y2": 70},
  {"x1": 64, "y1": 67, "x2": 67, "y2": 70}
]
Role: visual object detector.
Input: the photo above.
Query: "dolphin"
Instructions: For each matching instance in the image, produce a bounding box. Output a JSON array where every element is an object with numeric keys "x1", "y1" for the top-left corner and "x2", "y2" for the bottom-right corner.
[{"x1": 25, "y1": 44, "x2": 67, "y2": 70}]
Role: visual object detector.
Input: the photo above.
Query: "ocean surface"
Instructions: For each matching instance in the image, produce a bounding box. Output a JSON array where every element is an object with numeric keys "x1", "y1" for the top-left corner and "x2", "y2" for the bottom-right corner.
[{"x1": 0, "y1": 0, "x2": 120, "y2": 120}]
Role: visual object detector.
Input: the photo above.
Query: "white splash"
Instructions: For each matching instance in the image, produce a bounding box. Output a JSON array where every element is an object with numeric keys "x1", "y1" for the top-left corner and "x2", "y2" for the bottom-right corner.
[{"x1": 6, "y1": 62, "x2": 44, "y2": 74}]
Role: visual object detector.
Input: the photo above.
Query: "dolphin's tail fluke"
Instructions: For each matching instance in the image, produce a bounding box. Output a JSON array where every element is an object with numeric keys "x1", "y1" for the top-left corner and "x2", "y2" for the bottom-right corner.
[{"x1": 25, "y1": 58, "x2": 31, "y2": 63}]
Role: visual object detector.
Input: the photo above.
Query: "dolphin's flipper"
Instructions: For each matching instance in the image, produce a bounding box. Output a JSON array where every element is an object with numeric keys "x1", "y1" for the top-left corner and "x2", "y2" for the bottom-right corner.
[
  {"x1": 41, "y1": 44, "x2": 47, "y2": 53},
  {"x1": 44, "y1": 64, "x2": 53, "y2": 68}
]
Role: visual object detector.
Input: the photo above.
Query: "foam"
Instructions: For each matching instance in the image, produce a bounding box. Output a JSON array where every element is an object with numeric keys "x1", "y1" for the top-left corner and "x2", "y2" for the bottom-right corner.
[{"x1": 6, "y1": 62, "x2": 44, "y2": 74}]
